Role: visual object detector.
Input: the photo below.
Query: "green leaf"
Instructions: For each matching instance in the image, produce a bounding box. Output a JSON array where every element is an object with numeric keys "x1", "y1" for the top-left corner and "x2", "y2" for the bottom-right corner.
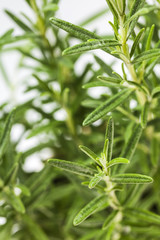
[
  {"x1": 23, "y1": 215, "x2": 49, "y2": 240},
  {"x1": 49, "y1": 184, "x2": 74, "y2": 202},
  {"x1": 104, "y1": 117, "x2": 114, "y2": 162},
  {"x1": 125, "y1": 81, "x2": 149, "y2": 95},
  {"x1": 42, "y1": 4, "x2": 59, "y2": 12},
  {"x1": 130, "y1": 28, "x2": 145, "y2": 58},
  {"x1": 121, "y1": 63, "x2": 127, "y2": 80},
  {"x1": 1, "y1": 28, "x2": 14, "y2": 39},
  {"x1": 94, "y1": 56, "x2": 114, "y2": 76},
  {"x1": 146, "y1": 24, "x2": 155, "y2": 51},
  {"x1": 49, "y1": 17, "x2": 100, "y2": 41},
  {"x1": 151, "y1": 136, "x2": 159, "y2": 166},
  {"x1": 0, "y1": 178, "x2": 4, "y2": 189},
  {"x1": 112, "y1": 72, "x2": 123, "y2": 80},
  {"x1": 127, "y1": 0, "x2": 145, "y2": 37},
  {"x1": 152, "y1": 86, "x2": 160, "y2": 98},
  {"x1": 125, "y1": 6, "x2": 158, "y2": 27},
  {"x1": 48, "y1": 159, "x2": 96, "y2": 177},
  {"x1": 110, "y1": 185, "x2": 124, "y2": 192},
  {"x1": 78, "y1": 230, "x2": 102, "y2": 240},
  {"x1": 73, "y1": 194, "x2": 109, "y2": 226},
  {"x1": 88, "y1": 172, "x2": 104, "y2": 189},
  {"x1": 0, "y1": 220, "x2": 12, "y2": 239},
  {"x1": 111, "y1": 173, "x2": 153, "y2": 184},
  {"x1": 0, "y1": 33, "x2": 35, "y2": 48},
  {"x1": 141, "y1": 101, "x2": 150, "y2": 128},
  {"x1": 4, "y1": 152, "x2": 21, "y2": 186},
  {"x1": 81, "y1": 99, "x2": 102, "y2": 109},
  {"x1": 15, "y1": 184, "x2": 31, "y2": 197},
  {"x1": 5, "y1": 10, "x2": 32, "y2": 32},
  {"x1": 0, "y1": 108, "x2": 16, "y2": 159},
  {"x1": 103, "y1": 139, "x2": 109, "y2": 164},
  {"x1": 102, "y1": 210, "x2": 118, "y2": 230},
  {"x1": 105, "y1": 223, "x2": 115, "y2": 240},
  {"x1": 106, "y1": 157, "x2": 130, "y2": 168},
  {"x1": 121, "y1": 124, "x2": 143, "y2": 160},
  {"x1": 3, "y1": 188, "x2": 25, "y2": 214},
  {"x1": 110, "y1": 50, "x2": 129, "y2": 62},
  {"x1": 79, "y1": 145, "x2": 100, "y2": 165},
  {"x1": 122, "y1": 0, "x2": 126, "y2": 13},
  {"x1": 82, "y1": 81, "x2": 121, "y2": 89},
  {"x1": 132, "y1": 49, "x2": 160, "y2": 64},
  {"x1": 97, "y1": 75, "x2": 122, "y2": 84},
  {"x1": 129, "y1": 0, "x2": 145, "y2": 17},
  {"x1": 106, "y1": 0, "x2": 119, "y2": 22},
  {"x1": 108, "y1": 21, "x2": 118, "y2": 38},
  {"x1": 124, "y1": 208, "x2": 160, "y2": 225},
  {"x1": 63, "y1": 39, "x2": 121, "y2": 56},
  {"x1": 115, "y1": 0, "x2": 125, "y2": 14},
  {"x1": 83, "y1": 89, "x2": 134, "y2": 126},
  {"x1": 82, "y1": 181, "x2": 105, "y2": 191}
]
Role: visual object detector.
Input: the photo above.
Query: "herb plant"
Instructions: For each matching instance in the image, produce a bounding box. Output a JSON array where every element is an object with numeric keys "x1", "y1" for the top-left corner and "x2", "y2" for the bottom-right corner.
[{"x1": 1, "y1": 0, "x2": 160, "y2": 239}]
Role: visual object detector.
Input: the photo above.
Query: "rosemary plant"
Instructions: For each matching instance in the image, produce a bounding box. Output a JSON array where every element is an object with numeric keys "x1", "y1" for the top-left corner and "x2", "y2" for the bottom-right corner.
[{"x1": 1, "y1": 0, "x2": 160, "y2": 239}]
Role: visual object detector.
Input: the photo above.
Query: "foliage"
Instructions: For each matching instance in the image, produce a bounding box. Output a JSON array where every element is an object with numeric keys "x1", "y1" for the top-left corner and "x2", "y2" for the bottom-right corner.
[{"x1": 0, "y1": 0, "x2": 160, "y2": 239}]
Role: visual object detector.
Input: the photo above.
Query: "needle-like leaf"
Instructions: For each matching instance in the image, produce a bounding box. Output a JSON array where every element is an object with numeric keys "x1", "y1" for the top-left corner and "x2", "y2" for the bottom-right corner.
[
  {"x1": 3, "y1": 189, "x2": 25, "y2": 214},
  {"x1": 5, "y1": 10, "x2": 32, "y2": 32},
  {"x1": 129, "y1": 0, "x2": 145, "y2": 17},
  {"x1": 125, "y1": 6, "x2": 158, "y2": 27},
  {"x1": 102, "y1": 210, "x2": 118, "y2": 230},
  {"x1": 146, "y1": 24, "x2": 155, "y2": 51},
  {"x1": 106, "y1": 157, "x2": 130, "y2": 168},
  {"x1": 132, "y1": 49, "x2": 160, "y2": 64},
  {"x1": 42, "y1": 4, "x2": 59, "y2": 12},
  {"x1": 151, "y1": 137, "x2": 159, "y2": 166},
  {"x1": 152, "y1": 86, "x2": 160, "y2": 98},
  {"x1": 49, "y1": 17, "x2": 100, "y2": 41},
  {"x1": 104, "y1": 117, "x2": 114, "y2": 162},
  {"x1": 73, "y1": 194, "x2": 109, "y2": 226},
  {"x1": 127, "y1": 0, "x2": 145, "y2": 37},
  {"x1": 141, "y1": 101, "x2": 150, "y2": 129},
  {"x1": 88, "y1": 172, "x2": 104, "y2": 189},
  {"x1": 121, "y1": 124, "x2": 143, "y2": 160},
  {"x1": 0, "y1": 108, "x2": 16, "y2": 159},
  {"x1": 124, "y1": 208, "x2": 160, "y2": 225},
  {"x1": 83, "y1": 89, "x2": 134, "y2": 126},
  {"x1": 63, "y1": 39, "x2": 121, "y2": 56},
  {"x1": 79, "y1": 145, "x2": 100, "y2": 165},
  {"x1": 94, "y1": 56, "x2": 114, "y2": 76},
  {"x1": 111, "y1": 173, "x2": 153, "y2": 184},
  {"x1": 82, "y1": 80, "x2": 123, "y2": 89},
  {"x1": 97, "y1": 75, "x2": 122, "y2": 84},
  {"x1": 48, "y1": 159, "x2": 96, "y2": 177},
  {"x1": 130, "y1": 28, "x2": 145, "y2": 58},
  {"x1": 106, "y1": 0, "x2": 119, "y2": 22}
]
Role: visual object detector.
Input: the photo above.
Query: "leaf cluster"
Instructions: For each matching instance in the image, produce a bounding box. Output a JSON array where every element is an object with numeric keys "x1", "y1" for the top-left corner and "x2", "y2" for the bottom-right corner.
[{"x1": 0, "y1": 0, "x2": 160, "y2": 239}]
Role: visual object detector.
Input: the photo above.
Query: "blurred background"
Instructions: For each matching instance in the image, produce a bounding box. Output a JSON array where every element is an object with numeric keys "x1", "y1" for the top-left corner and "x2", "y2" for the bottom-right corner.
[
  {"x1": 0, "y1": 0, "x2": 154, "y2": 103},
  {"x1": 0, "y1": 0, "x2": 110, "y2": 104},
  {"x1": 0, "y1": 0, "x2": 155, "y2": 172},
  {"x1": 0, "y1": 0, "x2": 112, "y2": 172}
]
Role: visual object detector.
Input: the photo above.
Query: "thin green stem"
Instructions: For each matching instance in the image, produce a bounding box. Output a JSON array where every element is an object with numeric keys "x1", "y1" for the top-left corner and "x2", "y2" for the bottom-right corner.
[{"x1": 118, "y1": 15, "x2": 147, "y2": 105}]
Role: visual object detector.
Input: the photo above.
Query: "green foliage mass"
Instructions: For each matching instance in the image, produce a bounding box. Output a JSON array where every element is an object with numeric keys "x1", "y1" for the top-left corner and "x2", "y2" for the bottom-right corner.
[{"x1": 0, "y1": 0, "x2": 160, "y2": 239}]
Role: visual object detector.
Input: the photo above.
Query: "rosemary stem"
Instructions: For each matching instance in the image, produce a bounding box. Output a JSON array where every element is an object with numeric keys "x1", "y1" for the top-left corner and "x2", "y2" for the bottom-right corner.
[{"x1": 119, "y1": 16, "x2": 146, "y2": 105}]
